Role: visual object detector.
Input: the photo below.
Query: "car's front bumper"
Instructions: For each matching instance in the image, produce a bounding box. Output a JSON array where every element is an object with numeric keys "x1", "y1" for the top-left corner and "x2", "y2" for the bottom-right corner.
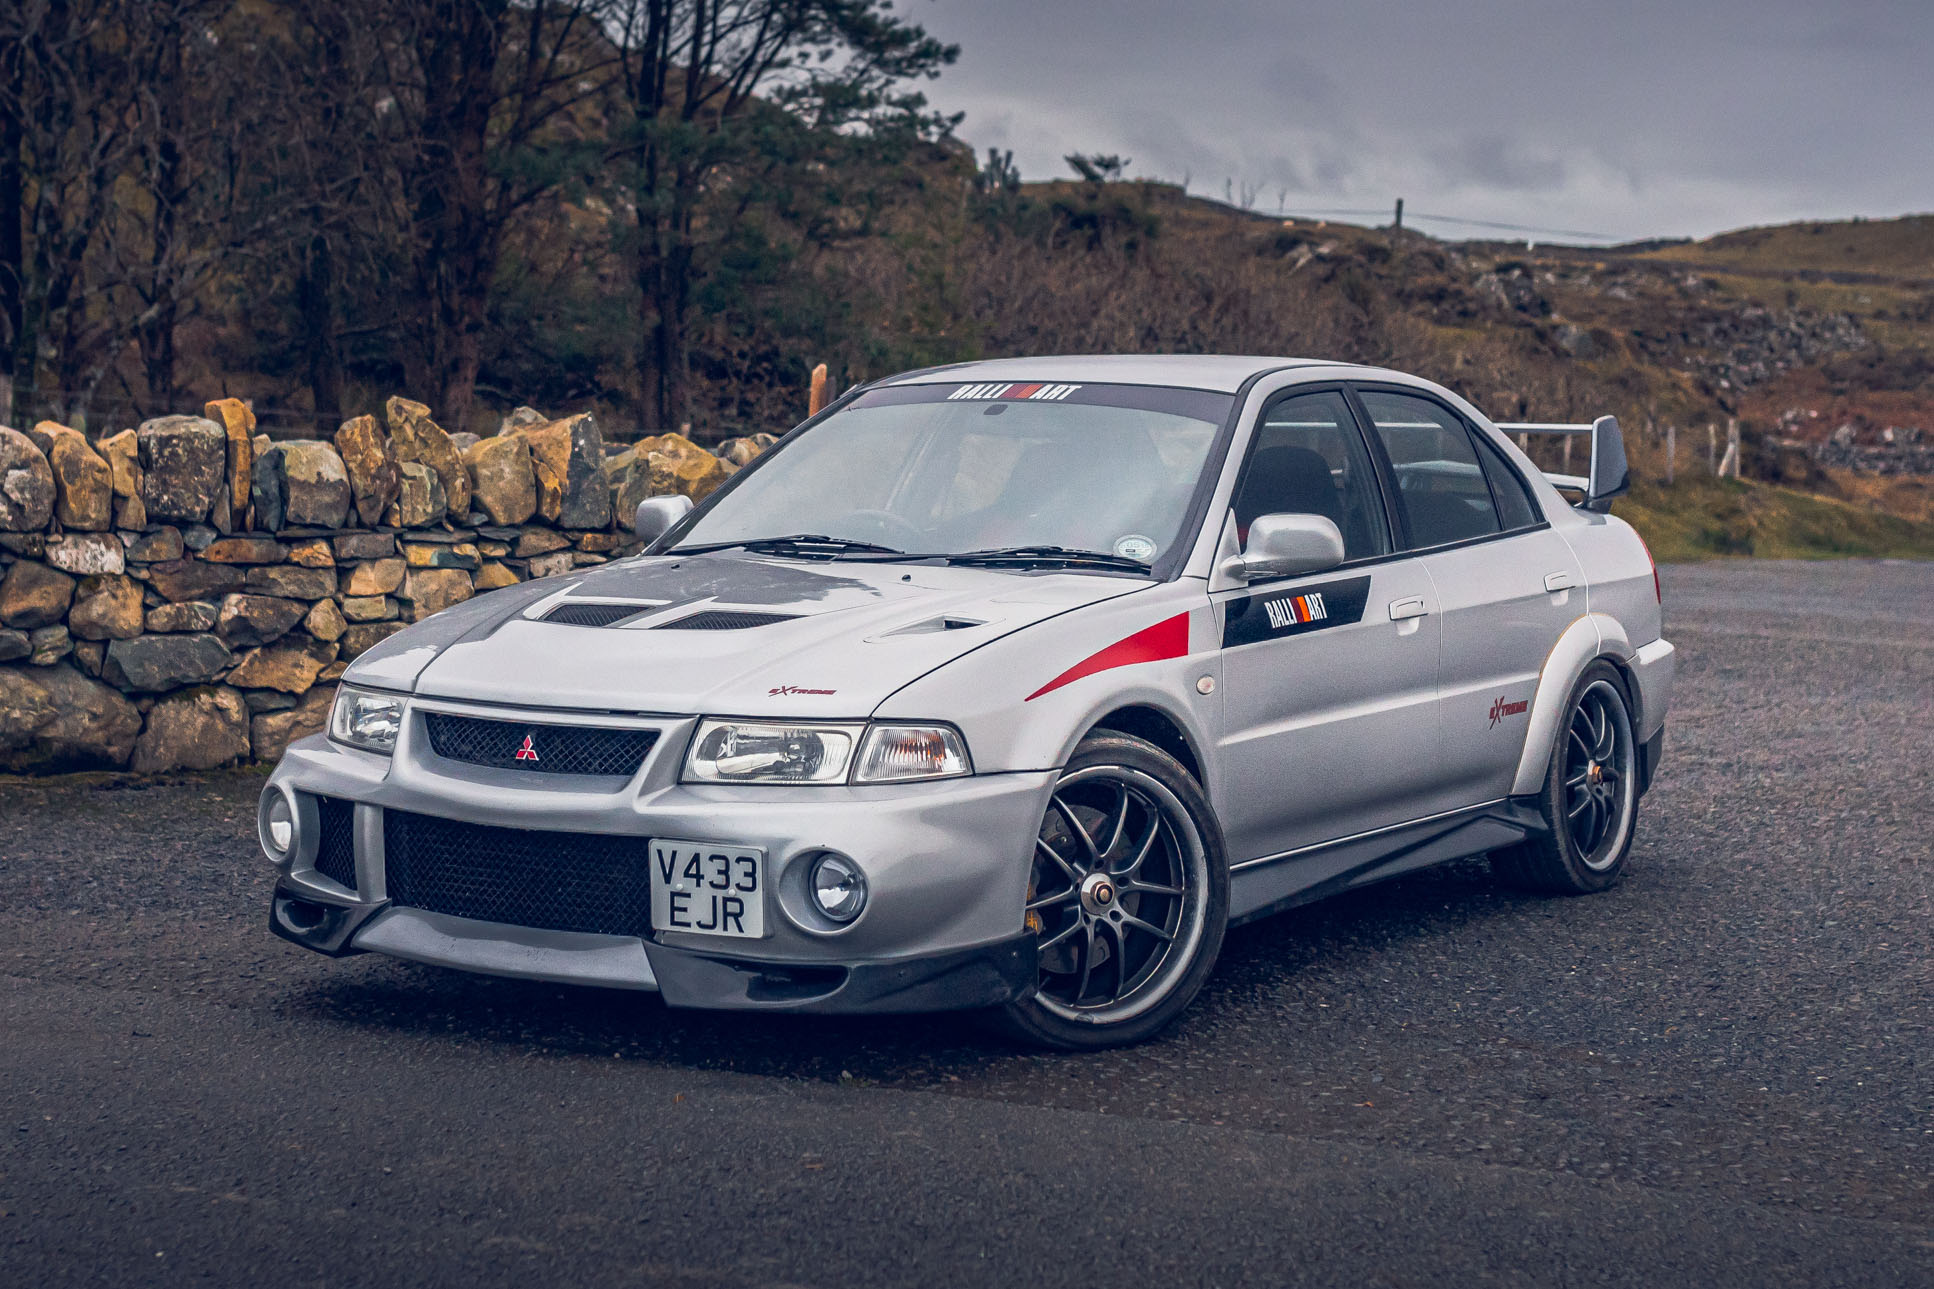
[{"x1": 263, "y1": 719, "x2": 1055, "y2": 1013}]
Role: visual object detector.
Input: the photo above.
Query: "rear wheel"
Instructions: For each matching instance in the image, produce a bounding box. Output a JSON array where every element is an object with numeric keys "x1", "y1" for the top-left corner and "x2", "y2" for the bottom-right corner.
[
  {"x1": 1493, "y1": 661, "x2": 1639, "y2": 894},
  {"x1": 995, "y1": 733, "x2": 1228, "y2": 1050}
]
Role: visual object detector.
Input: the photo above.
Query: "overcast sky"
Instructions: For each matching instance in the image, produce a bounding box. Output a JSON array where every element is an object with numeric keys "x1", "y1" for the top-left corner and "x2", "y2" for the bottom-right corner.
[{"x1": 910, "y1": 0, "x2": 1934, "y2": 243}]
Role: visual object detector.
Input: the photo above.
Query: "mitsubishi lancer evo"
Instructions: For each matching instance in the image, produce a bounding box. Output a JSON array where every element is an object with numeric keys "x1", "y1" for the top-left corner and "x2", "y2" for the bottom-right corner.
[{"x1": 259, "y1": 355, "x2": 1674, "y2": 1048}]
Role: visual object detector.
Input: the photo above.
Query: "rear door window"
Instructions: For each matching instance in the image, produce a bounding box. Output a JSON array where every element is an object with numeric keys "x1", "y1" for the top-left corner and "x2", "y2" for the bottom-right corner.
[{"x1": 1355, "y1": 389, "x2": 1502, "y2": 549}]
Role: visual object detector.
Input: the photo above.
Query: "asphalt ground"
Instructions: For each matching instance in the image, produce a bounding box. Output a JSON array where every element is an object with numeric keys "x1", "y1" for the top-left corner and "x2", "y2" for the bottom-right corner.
[{"x1": 2, "y1": 558, "x2": 1929, "y2": 1288}]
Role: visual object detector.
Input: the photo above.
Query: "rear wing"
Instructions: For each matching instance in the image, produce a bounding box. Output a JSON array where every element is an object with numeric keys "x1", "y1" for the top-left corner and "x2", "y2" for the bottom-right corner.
[{"x1": 1495, "y1": 415, "x2": 1630, "y2": 513}]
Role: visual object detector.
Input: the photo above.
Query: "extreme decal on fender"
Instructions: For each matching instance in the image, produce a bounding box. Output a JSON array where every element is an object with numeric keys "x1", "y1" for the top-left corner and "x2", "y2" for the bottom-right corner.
[
  {"x1": 1026, "y1": 613, "x2": 1190, "y2": 701},
  {"x1": 1222, "y1": 575, "x2": 1371, "y2": 648}
]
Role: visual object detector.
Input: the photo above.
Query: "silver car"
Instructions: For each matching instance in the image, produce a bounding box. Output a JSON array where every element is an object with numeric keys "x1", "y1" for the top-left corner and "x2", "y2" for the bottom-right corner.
[{"x1": 260, "y1": 356, "x2": 1675, "y2": 1048}]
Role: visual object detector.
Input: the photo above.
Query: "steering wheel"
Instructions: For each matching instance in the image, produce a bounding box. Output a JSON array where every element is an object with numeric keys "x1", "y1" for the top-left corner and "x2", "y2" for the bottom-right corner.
[{"x1": 842, "y1": 508, "x2": 925, "y2": 549}]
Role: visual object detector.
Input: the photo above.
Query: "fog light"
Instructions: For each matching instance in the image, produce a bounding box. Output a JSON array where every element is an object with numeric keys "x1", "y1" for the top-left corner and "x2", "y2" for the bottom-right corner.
[
  {"x1": 808, "y1": 853, "x2": 867, "y2": 923},
  {"x1": 258, "y1": 787, "x2": 299, "y2": 866}
]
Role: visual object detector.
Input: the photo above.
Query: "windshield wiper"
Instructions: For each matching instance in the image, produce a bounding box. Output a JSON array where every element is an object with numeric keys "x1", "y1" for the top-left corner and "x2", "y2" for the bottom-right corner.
[
  {"x1": 943, "y1": 545, "x2": 1153, "y2": 573},
  {"x1": 671, "y1": 533, "x2": 905, "y2": 560}
]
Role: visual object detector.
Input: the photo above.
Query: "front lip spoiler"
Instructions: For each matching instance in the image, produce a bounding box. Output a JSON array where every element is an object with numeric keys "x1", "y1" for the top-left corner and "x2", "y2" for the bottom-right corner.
[{"x1": 269, "y1": 878, "x2": 1038, "y2": 1014}]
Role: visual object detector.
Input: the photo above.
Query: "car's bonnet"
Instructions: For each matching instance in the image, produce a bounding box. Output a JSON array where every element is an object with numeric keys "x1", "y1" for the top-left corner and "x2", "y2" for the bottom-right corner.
[{"x1": 341, "y1": 551, "x2": 1151, "y2": 718}]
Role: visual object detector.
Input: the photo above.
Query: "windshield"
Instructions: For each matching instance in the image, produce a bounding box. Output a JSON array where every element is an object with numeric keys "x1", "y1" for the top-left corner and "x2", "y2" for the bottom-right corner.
[{"x1": 673, "y1": 381, "x2": 1232, "y2": 567}]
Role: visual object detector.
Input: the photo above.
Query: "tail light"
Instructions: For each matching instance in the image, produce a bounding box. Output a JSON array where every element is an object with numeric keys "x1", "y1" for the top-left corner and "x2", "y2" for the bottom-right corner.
[{"x1": 1636, "y1": 532, "x2": 1660, "y2": 603}]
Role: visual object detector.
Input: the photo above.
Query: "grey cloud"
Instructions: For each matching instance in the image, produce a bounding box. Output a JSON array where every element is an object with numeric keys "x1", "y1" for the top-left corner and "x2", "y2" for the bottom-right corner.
[{"x1": 911, "y1": 0, "x2": 1934, "y2": 239}]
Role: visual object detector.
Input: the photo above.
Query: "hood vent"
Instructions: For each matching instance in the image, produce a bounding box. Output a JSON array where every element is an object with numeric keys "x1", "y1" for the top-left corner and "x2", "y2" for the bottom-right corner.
[
  {"x1": 541, "y1": 601, "x2": 649, "y2": 628},
  {"x1": 656, "y1": 609, "x2": 798, "y2": 631}
]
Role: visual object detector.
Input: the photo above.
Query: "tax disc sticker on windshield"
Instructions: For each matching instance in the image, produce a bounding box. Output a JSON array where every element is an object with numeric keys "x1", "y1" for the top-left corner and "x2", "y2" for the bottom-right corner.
[{"x1": 1113, "y1": 534, "x2": 1158, "y2": 562}]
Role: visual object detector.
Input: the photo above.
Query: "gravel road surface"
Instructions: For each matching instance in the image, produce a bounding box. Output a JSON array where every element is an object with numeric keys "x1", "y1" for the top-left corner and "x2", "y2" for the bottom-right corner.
[{"x1": 3, "y1": 559, "x2": 1929, "y2": 1287}]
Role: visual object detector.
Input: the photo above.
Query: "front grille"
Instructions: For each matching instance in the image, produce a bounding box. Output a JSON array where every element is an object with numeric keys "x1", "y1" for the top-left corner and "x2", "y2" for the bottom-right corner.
[
  {"x1": 313, "y1": 796, "x2": 357, "y2": 890},
  {"x1": 382, "y1": 811, "x2": 651, "y2": 937},
  {"x1": 658, "y1": 609, "x2": 796, "y2": 630},
  {"x1": 542, "y1": 601, "x2": 646, "y2": 627},
  {"x1": 424, "y1": 712, "x2": 658, "y2": 777}
]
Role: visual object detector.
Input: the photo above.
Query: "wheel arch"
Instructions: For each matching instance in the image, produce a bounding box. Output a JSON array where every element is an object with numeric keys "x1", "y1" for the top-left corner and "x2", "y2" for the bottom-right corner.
[
  {"x1": 1510, "y1": 613, "x2": 1638, "y2": 796},
  {"x1": 1083, "y1": 703, "x2": 1207, "y2": 784}
]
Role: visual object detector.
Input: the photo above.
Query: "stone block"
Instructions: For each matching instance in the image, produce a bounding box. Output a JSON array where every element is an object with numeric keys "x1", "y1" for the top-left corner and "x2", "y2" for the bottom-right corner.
[
  {"x1": 0, "y1": 560, "x2": 76, "y2": 629},
  {"x1": 131, "y1": 685, "x2": 250, "y2": 773},
  {"x1": 462, "y1": 434, "x2": 536, "y2": 525},
  {"x1": 226, "y1": 639, "x2": 336, "y2": 694},
  {"x1": 145, "y1": 557, "x2": 244, "y2": 604},
  {"x1": 103, "y1": 633, "x2": 233, "y2": 691},
  {"x1": 0, "y1": 663, "x2": 140, "y2": 769},
  {"x1": 334, "y1": 414, "x2": 400, "y2": 526},
  {"x1": 137, "y1": 415, "x2": 226, "y2": 524},
  {"x1": 203, "y1": 398, "x2": 256, "y2": 533},
  {"x1": 0, "y1": 426, "x2": 55, "y2": 531},
  {"x1": 249, "y1": 684, "x2": 336, "y2": 762},
  {"x1": 339, "y1": 595, "x2": 397, "y2": 623},
  {"x1": 333, "y1": 533, "x2": 395, "y2": 561},
  {"x1": 400, "y1": 567, "x2": 472, "y2": 621},
  {"x1": 31, "y1": 422, "x2": 113, "y2": 530},
  {"x1": 146, "y1": 600, "x2": 219, "y2": 633},
  {"x1": 216, "y1": 594, "x2": 308, "y2": 647},
  {"x1": 44, "y1": 533, "x2": 125, "y2": 575},
  {"x1": 28, "y1": 624, "x2": 71, "y2": 666},
  {"x1": 98, "y1": 429, "x2": 146, "y2": 529},
  {"x1": 68, "y1": 575, "x2": 145, "y2": 641},
  {"x1": 341, "y1": 557, "x2": 406, "y2": 596},
  {"x1": 515, "y1": 412, "x2": 609, "y2": 528},
  {"x1": 404, "y1": 542, "x2": 479, "y2": 570},
  {"x1": 201, "y1": 536, "x2": 287, "y2": 564},
  {"x1": 244, "y1": 565, "x2": 338, "y2": 600},
  {"x1": 339, "y1": 621, "x2": 408, "y2": 658},
  {"x1": 125, "y1": 526, "x2": 184, "y2": 563},
  {"x1": 288, "y1": 538, "x2": 334, "y2": 568},
  {"x1": 303, "y1": 597, "x2": 347, "y2": 642},
  {"x1": 385, "y1": 396, "x2": 471, "y2": 517}
]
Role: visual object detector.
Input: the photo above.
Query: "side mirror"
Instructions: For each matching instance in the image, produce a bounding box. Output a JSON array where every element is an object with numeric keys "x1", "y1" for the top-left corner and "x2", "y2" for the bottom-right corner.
[
  {"x1": 1586, "y1": 414, "x2": 1630, "y2": 514},
  {"x1": 1226, "y1": 513, "x2": 1345, "y2": 582},
  {"x1": 634, "y1": 494, "x2": 694, "y2": 546}
]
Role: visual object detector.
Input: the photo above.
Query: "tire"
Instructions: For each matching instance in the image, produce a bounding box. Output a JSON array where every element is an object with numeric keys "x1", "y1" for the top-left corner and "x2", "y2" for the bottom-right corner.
[
  {"x1": 1493, "y1": 660, "x2": 1641, "y2": 894},
  {"x1": 992, "y1": 732, "x2": 1229, "y2": 1050}
]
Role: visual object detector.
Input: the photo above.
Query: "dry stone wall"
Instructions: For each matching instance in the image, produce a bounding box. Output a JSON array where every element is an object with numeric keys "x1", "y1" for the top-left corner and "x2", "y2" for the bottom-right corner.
[{"x1": 0, "y1": 398, "x2": 773, "y2": 774}]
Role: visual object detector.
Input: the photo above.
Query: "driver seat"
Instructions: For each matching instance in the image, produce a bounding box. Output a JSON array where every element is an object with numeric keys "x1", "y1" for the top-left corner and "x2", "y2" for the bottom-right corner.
[{"x1": 1234, "y1": 445, "x2": 1346, "y2": 546}]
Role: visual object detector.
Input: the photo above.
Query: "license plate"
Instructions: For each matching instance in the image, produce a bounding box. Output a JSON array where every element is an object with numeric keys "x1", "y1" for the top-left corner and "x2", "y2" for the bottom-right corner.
[{"x1": 649, "y1": 839, "x2": 766, "y2": 938}]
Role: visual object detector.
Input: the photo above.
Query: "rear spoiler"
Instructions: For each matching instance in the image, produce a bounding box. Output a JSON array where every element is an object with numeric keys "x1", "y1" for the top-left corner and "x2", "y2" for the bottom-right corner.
[{"x1": 1495, "y1": 415, "x2": 1630, "y2": 514}]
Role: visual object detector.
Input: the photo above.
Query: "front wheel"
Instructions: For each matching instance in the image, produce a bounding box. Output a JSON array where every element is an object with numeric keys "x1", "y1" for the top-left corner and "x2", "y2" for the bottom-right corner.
[
  {"x1": 1493, "y1": 661, "x2": 1640, "y2": 894},
  {"x1": 994, "y1": 733, "x2": 1228, "y2": 1050}
]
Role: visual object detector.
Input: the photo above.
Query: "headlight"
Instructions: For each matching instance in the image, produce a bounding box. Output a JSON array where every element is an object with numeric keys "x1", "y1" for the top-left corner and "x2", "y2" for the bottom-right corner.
[
  {"x1": 684, "y1": 720, "x2": 863, "y2": 783},
  {"x1": 853, "y1": 724, "x2": 971, "y2": 783},
  {"x1": 329, "y1": 685, "x2": 406, "y2": 754}
]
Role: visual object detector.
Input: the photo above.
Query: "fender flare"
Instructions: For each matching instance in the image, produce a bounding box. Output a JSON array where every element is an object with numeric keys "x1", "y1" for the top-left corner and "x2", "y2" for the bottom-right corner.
[{"x1": 1510, "y1": 613, "x2": 1635, "y2": 796}]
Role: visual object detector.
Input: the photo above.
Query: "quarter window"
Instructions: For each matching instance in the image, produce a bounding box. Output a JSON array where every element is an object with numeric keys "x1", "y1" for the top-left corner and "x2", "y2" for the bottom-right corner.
[
  {"x1": 1472, "y1": 431, "x2": 1542, "y2": 530},
  {"x1": 1231, "y1": 391, "x2": 1389, "y2": 561},
  {"x1": 1357, "y1": 390, "x2": 1502, "y2": 549}
]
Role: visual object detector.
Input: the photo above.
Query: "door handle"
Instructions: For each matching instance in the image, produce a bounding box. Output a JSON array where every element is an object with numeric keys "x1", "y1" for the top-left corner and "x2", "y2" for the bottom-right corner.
[
  {"x1": 1388, "y1": 597, "x2": 1428, "y2": 621},
  {"x1": 1543, "y1": 571, "x2": 1576, "y2": 592}
]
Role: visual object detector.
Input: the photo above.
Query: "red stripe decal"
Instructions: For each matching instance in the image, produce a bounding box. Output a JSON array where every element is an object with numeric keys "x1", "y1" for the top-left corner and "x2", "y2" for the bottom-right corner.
[
  {"x1": 1004, "y1": 382, "x2": 1043, "y2": 399},
  {"x1": 1025, "y1": 613, "x2": 1191, "y2": 701}
]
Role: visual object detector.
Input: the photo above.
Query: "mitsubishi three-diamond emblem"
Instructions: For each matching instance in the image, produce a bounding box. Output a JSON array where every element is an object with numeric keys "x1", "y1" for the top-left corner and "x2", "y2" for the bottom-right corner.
[{"x1": 514, "y1": 733, "x2": 539, "y2": 762}]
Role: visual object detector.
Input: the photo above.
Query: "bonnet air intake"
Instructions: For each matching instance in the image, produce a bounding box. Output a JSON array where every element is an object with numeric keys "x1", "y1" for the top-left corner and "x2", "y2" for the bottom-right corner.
[
  {"x1": 541, "y1": 601, "x2": 648, "y2": 627},
  {"x1": 656, "y1": 610, "x2": 798, "y2": 630}
]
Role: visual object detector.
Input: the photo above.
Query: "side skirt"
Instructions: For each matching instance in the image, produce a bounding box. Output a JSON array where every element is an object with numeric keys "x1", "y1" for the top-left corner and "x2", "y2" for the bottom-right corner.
[{"x1": 1229, "y1": 798, "x2": 1548, "y2": 927}]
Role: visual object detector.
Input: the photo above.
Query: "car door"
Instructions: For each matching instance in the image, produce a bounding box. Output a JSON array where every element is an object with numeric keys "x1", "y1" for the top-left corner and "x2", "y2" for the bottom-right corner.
[
  {"x1": 1212, "y1": 389, "x2": 1443, "y2": 864},
  {"x1": 1350, "y1": 386, "x2": 1586, "y2": 808}
]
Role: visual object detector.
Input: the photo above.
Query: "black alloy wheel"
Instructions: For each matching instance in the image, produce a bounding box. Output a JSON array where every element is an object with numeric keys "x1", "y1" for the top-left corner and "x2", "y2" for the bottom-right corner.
[
  {"x1": 995, "y1": 733, "x2": 1228, "y2": 1049},
  {"x1": 1493, "y1": 660, "x2": 1640, "y2": 894}
]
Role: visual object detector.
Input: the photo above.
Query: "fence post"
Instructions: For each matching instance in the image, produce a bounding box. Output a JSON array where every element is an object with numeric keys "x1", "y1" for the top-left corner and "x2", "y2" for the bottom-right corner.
[
  {"x1": 1708, "y1": 423, "x2": 1717, "y2": 474},
  {"x1": 1665, "y1": 424, "x2": 1676, "y2": 485},
  {"x1": 1561, "y1": 433, "x2": 1572, "y2": 475},
  {"x1": 808, "y1": 363, "x2": 829, "y2": 417},
  {"x1": 1719, "y1": 418, "x2": 1740, "y2": 479}
]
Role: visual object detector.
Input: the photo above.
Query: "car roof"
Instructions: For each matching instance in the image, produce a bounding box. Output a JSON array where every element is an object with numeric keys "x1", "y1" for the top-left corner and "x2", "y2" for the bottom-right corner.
[{"x1": 878, "y1": 354, "x2": 1372, "y2": 395}]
